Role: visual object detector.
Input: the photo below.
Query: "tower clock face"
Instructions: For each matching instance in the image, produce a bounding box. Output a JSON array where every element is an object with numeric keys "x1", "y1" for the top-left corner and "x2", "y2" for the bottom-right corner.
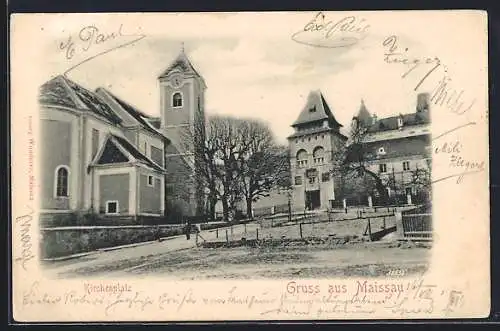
[{"x1": 170, "y1": 75, "x2": 183, "y2": 88}]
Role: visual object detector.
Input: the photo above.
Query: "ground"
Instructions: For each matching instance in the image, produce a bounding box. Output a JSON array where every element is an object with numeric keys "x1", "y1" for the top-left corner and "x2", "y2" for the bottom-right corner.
[{"x1": 42, "y1": 222, "x2": 431, "y2": 280}]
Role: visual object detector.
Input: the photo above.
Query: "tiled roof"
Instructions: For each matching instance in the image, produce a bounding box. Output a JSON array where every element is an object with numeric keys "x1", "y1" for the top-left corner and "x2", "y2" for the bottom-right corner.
[
  {"x1": 95, "y1": 134, "x2": 164, "y2": 172},
  {"x1": 292, "y1": 90, "x2": 342, "y2": 128},
  {"x1": 96, "y1": 88, "x2": 166, "y2": 138},
  {"x1": 96, "y1": 139, "x2": 130, "y2": 164},
  {"x1": 347, "y1": 135, "x2": 431, "y2": 162},
  {"x1": 111, "y1": 134, "x2": 165, "y2": 172},
  {"x1": 158, "y1": 50, "x2": 204, "y2": 82},
  {"x1": 39, "y1": 75, "x2": 122, "y2": 124},
  {"x1": 366, "y1": 112, "x2": 430, "y2": 133}
]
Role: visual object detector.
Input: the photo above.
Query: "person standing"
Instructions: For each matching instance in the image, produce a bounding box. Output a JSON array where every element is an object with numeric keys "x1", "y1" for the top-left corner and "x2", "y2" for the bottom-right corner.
[{"x1": 185, "y1": 220, "x2": 191, "y2": 240}]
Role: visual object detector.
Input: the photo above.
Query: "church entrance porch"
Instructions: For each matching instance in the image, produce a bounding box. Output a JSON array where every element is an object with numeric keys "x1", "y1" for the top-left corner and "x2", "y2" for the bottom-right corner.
[{"x1": 306, "y1": 190, "x2": 321, "y2": 210}]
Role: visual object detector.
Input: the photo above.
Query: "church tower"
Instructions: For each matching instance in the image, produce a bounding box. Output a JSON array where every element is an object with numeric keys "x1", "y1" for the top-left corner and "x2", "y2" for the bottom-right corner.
[
  {"x1": 159, "y1": 45, "x2": 206, "y2": 157},
  {"x1": 158, "y1": 45, "x2": 207, "y2": 218}
]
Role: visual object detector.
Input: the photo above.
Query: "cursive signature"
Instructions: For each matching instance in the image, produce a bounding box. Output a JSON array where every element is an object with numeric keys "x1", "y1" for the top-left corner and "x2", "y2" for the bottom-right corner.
[
  {"x1": 383, "y1": 35, "x2": 475, "y2": 115},
  {"x1": 59, "y1": 24, "x2": 146, "y2": 75},
  {"x1": 291, "y1": 12, "x2": 370, "y2": 48},
  {"x1": 15, "y1": 205, "x2": 35, "y2": 271}
]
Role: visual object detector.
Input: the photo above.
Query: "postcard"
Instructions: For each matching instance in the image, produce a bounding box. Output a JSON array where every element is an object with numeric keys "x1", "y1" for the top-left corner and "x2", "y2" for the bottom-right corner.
[{"x1": 10, "y1": 11, "x2": 489, "y2": 321}]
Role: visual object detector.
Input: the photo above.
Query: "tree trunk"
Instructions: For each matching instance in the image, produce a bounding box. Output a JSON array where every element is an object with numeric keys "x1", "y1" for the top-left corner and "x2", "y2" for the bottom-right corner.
[
  {"x1": 208, "y1": 196, "x2": 217, "y2": 221},
  {"x1": 221, "y1": 194, "x2": 229, "y2": 223},
  {"x1": 364, "y1": 168, "x2": 389, "y2": 205},
  {"x1": 246, "y1": 196, "x2": 253, "y2": 219}
]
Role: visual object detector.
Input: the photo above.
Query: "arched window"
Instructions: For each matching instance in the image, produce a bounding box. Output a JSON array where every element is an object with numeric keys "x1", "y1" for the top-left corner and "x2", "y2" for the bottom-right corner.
[
  {"x1": 296, "y1": 149, "x2": 308, "y2": 168},
  {"x1": 55, "y1": 165, "x2": 69, "y2": 197},
  {"x1": 313, "y1": 146, "x2": 325, "y2": 164},
  {"x1": 172, "y1": 92, "x2": 183, "y2": 108}
]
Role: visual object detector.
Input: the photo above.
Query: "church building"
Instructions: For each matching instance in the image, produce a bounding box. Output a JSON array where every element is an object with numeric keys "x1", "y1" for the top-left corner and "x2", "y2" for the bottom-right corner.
[{"x1": 38, "y1": 47, "x2": 206, "y2": 226}]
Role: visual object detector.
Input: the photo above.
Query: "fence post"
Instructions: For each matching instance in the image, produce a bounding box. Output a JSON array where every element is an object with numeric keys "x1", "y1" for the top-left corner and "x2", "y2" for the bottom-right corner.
[
  {"x1": 367, "y1": 218, "x2": 372, "y2": 241},
  {"x1": 244, "y1": 223, "x2": 247, "y2": 234},
  {"x1": 256, "y1": 228, "x2": 259, "y2": 240},
  {"x1": 299, "y1": 223, "x2": 303, "y2": 239},
  {"x1": 226, "y1": 229, "x2": 229, "y2": 243},
  {"x1": 383, "y1": 217, "x2": 386, "y2": 229},
  {"x1": 231, "y1": 225, "x2": 233, "y2": 236},
  {"x1": 395, "y1": 211, "x2": 404, "y2": 240},
  {"x1": 196, "y1": 232, "x2": 199, "y2": 246},
  {"x1": 216, "y1": 228, "x2": 219, "y2": 238}
]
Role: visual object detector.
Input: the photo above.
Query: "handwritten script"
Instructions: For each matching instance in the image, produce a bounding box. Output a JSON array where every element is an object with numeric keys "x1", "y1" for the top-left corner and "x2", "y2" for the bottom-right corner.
[
  {"x1": 59, "y1": 24, "x2": 146, "y2": 75},
  {"x1": 15, "y1": 206, "x2": 35, "y2": 271},
  {"x1": 292, "y1": 12, "x2": 370, "y2": 48},
  {"x1": 382, "y1": 35, "x2": 476, "y2": 116},
  {"x1": 21, "y1": 279, "x2": 467, "y2": 319}
]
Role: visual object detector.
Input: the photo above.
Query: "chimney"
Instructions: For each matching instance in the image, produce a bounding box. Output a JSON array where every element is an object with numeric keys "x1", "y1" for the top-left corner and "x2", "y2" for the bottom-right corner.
[
  {"x1": 416, "y1": 93, "x2": 430, "y2": 112},
  {"x1": 372, "y1": 113, "x2": 377, "y2": 125}
]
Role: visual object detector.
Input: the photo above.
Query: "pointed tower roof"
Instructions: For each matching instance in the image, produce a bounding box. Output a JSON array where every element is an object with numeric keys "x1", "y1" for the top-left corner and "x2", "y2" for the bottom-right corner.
[
  {"x1": 354, "y1": 99, "x2": 373, "y2": 126},
  {"x1": 292, "y1": 90, "x2": 342, "y2": 128},
  {"x1": 158, "y1": 45, "x2": 206, "y2": 87}
]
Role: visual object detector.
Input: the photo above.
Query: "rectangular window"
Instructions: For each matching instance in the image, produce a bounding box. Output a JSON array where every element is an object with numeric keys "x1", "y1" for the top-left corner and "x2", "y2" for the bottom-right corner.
[
  {"x1": 322, "y1": 173, "x2": 330, "y2": 182},
  {"x1": 379, "y1": 163, "x2": 387, "y2": 173},
  {"x1": 405, "y1": 187, "x2": 412, "y2": 196},
  {"x1": 295, "y1": 176, "x2": 302, "y2": 185},
  {"x1": 105, "y1": 201, "x2": 119, "y2": 214},
  {"x1": 309, "y1": 176, "x2": 316, "y2": 184},
  {"x1": 147, "y1": 175, "x2": 154, "y2": 187},
  {"x1": 91, "y1": 128, "x2": 99, "y2": 159},
  {"x1": 403, "y1": 161, "x2": 410, "y2": 171}
]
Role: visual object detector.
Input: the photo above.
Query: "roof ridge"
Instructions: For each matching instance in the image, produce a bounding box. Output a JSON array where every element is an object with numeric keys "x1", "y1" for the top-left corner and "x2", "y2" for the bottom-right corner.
[
  {"x1": 56, "y1": 75, "x2": 89, "y2": 109},
  {"x1": 97, "y1": 87, "x2": 151, "y2": 118},
  {"x1": 110, "y1": 134, "x2": 165, "y2": 172}
]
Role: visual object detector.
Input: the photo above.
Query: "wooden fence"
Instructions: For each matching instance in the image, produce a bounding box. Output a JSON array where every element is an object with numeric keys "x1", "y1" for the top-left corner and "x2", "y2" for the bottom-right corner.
[{"x1": 401, "y1": 213, "x2": 433, "y2": 240}]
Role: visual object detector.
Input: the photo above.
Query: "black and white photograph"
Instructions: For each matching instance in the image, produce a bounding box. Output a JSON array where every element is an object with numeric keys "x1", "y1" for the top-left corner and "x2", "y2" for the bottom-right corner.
[{"x1": 11, "y1": 11, "x2": 489, "y2": 321}]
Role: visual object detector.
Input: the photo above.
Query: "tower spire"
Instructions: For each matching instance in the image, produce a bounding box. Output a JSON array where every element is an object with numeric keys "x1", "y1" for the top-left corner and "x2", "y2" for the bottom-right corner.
[{"x1": 181, "y1": 41, "x2": 185, "y2": 54}]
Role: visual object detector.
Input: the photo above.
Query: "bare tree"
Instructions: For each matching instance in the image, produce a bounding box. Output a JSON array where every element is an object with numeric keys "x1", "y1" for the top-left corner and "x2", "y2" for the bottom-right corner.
[
  {"x1": 237, "y1": 120, "x2": 290, "y2": 218},
  {"x1": 208, "y1": 115, "x2": 248, "y2": 222},
  {"x1": 332, "y1": 120, "x2": 390, "y2": 204},
  {"x1": 178, "y1": 114, "x2": 291, "y2": 222}
]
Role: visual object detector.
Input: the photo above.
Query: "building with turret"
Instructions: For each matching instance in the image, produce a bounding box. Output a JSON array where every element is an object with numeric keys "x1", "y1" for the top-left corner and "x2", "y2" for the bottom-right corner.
[
  {"x1": 287, "y1": 90, "x2": 347, "y2": 211},
  {"x1": 349, "y1": 93, "x2": 431, "y2": 206},
  {"x1": 288, "y1": 91, "x2": 432, "y2": 210}
]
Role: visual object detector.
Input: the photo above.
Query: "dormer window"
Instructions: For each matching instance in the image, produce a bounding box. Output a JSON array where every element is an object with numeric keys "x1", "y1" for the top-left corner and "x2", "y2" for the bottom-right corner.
[
  {"x1": 309, "y1": 106, "x2": 316, "y2": 113},
  {"x1": 378, "y1": 147, "x2": 386, "y2": 155},
  {"x1": 397, "y1": 116, "x2": 403, "y2": 129},
  {"x1": 172, "y1": 92, "x2": 183, "y2": 108}
]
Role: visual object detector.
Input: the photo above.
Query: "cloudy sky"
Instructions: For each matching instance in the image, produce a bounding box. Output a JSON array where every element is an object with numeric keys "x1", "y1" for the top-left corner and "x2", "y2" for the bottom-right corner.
[{"x1": 21, "y1": 11, "x2": 487, "y2": 144}]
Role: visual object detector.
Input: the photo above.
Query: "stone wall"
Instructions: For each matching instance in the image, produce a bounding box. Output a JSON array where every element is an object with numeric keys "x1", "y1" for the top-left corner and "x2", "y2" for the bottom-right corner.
[{"x1": 40, "y1": 224, "x2": 185, "y2": 259}]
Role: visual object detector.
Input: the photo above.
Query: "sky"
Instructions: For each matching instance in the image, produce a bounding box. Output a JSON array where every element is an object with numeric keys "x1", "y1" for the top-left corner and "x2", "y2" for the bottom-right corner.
[{"x1": 25, "y1": 11, "x2": 487, "y2": 145}]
